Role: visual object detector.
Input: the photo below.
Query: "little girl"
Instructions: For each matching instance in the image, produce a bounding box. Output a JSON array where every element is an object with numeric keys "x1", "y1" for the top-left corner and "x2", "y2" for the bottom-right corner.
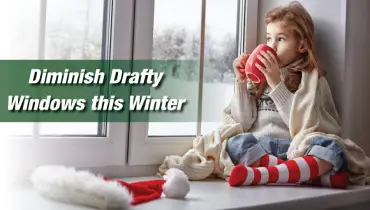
[{"x1": 226, "y1": 2, "x2": 349, "y2": 188}]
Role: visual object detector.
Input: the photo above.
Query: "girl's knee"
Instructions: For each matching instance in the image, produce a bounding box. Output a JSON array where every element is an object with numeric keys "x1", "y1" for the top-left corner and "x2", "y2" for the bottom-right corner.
[
  {"x1": 227, "y1": 133, "x2": 258, "y2": 151},
  {"x1": 226, "y1": 133, "x2": 259, "y2": 164}
]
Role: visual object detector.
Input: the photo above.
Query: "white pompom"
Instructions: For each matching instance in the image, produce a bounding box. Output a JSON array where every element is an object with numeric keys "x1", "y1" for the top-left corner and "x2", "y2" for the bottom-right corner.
[{"x1": 162, "y1": 168, "x2": 190, "y2": 199}]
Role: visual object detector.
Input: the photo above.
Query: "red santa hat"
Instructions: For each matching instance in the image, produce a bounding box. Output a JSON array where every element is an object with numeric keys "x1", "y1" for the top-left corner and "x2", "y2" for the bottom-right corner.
[{"x1": 30, "y1": 165, "x2": 190, "y2": 209}]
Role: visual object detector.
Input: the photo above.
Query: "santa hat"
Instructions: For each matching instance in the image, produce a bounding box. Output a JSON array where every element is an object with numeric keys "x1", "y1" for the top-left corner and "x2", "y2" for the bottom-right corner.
[{"x1": 30, "y1": 165, "x2": 190, "y2": 209}]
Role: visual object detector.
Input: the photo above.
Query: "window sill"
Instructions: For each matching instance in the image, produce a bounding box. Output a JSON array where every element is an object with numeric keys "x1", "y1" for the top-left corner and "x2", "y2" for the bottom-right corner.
[{"x1": 9, "y1": 176, "x2": 370, "y2": 210}]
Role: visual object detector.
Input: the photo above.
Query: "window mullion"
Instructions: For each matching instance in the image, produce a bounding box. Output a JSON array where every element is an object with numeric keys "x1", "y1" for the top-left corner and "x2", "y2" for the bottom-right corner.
[
  {"x1": 196, "y1": 0, "x2": 207, "y2": 136},
  {"x1": 38, "y1": 0, "x2": 47, "y2": 59},
  {"x1": 244, "y1": 0, "x2": 258, "y2": 53},
  {"x1": 34, "y1": 0, "x2": 48, "y2": 139},
  {"x1": 237, "y1": 0, "x2": 246, "y2": 54},
  {"x1": 102, "y1": 0, "x2": 114, "y2": 60},
  {"x1": 97, "y1": 0, "x2": 115, "y2": 137}
]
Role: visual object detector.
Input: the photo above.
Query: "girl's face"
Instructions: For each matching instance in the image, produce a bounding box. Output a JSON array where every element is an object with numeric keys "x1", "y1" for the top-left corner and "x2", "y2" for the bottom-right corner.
[{"x1": 266, "y1": 21, "x2": 305, "y2": 67}]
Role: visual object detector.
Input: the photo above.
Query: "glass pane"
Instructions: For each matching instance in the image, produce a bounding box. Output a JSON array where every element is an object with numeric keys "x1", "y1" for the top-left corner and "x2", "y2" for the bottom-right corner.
[
  {"x1": 4, "y1": 0, "x2": 41, "y2": 136},
  {"x1": 148, "y1": 0, "x2": 239, "y2": 136},
  {"x1": 201, "y1": 0, "x2": 238, "y2": 135},
  {"x1": 6, "y1": 0, "x2": 40, "y2": 59},
  {"x1": 4, "y1": 123, "x2": 33, "y2": 136},
  {"x1": 39, "y1": 0, "x2": 105, "y2": 136},
  {"x1": 148, "y1": 0, "x2": 202, "y2": 136},
  {"x1": 39, "y1": 122, "x2": 98, "y2": 136},
  {"x1": 44, "y1": 0, "x2": 104, "y2": 59}
]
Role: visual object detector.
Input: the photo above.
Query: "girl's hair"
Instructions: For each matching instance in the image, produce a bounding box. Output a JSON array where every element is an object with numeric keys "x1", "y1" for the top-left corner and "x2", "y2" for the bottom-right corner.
[{"x1": 255, "y1": 1, "x2": 324, "y2": 99}]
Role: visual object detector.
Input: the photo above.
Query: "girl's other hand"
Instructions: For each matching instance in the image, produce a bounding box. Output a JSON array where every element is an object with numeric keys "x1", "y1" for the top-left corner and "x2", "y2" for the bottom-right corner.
[{"x1": 233, "y1": 53, "x2": 250, "y2": 81}]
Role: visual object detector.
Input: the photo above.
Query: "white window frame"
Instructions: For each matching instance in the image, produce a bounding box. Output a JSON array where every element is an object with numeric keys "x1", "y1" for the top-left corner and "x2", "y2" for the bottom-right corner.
[
  {"x1": 128, "y1": 0, "x2": 259, "y2": 166},
  {"x1": 7, "y1": 0, "x2": 134, "y2": 170}
]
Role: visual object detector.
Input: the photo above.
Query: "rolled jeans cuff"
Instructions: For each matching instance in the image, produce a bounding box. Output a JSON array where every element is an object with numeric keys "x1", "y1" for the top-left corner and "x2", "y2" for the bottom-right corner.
[
  {"x1": 307, "y1": 145, "x2": 344, "y2": 174},
  {"x1": 240, "y1": 143, "x2": 267, "y2": 166}
]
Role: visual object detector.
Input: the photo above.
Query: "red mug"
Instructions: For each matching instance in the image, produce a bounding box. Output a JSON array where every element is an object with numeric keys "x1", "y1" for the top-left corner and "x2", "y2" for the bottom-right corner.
[{"x1": 244, "y1": 44, "x2": 277, "y2": 83}]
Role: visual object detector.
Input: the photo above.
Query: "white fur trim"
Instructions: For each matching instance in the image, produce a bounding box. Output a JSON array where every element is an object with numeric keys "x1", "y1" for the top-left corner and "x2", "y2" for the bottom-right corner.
[
  {"x1": 162, "y1": 168, "x2": 190, "y2": 198},
  {"x1": 30, "y1": 165, "x2": 131, "y2": 210}
]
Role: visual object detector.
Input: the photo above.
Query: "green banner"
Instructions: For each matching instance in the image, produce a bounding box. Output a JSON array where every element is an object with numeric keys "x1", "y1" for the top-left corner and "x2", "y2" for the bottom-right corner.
[{"x1": 0, "y1": 60, "x2": 232, "y2": 122}]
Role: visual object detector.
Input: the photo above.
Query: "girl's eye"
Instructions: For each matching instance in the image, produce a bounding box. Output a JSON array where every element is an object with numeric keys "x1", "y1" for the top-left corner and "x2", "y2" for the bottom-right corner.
[
  {"x1": 266, "y1": 37, "x2": 271, "y2": 42},
  {"x1": 278, "y1": 37, "x2": 285, "y2": 41}
]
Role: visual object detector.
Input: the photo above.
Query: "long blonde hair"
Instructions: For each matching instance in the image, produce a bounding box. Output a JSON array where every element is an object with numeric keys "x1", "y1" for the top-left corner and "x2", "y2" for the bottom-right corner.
[{"x1": 255, "y1": 1, "x2": 324, "y2": 99}]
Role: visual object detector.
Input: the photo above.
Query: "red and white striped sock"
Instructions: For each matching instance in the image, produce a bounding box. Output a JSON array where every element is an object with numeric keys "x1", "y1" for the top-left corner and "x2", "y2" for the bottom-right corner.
[
  {"x1": 258, "y1": 154, "x2": 285, "y2": 167},
  {"x1": 229, "y1": 155, "x2": 320, "y2": 186},
  {"x1": 304, "y1": 171, "x2": 349, "y2": 189}
]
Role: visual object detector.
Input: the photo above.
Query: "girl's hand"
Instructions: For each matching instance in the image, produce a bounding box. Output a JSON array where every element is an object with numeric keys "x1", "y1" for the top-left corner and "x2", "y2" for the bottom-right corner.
[
  {"x1": 232, "y1": 53, "x2": 250, "y2": 81},
  {"x1": 255, "y1": 51, "x2": 281, "y2": 89}
]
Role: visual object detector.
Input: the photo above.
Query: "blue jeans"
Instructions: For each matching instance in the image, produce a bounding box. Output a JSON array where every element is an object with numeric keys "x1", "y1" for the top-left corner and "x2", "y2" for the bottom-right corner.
[{"x1": 226, "y1": 133, "x2": 348, "y2": 174}]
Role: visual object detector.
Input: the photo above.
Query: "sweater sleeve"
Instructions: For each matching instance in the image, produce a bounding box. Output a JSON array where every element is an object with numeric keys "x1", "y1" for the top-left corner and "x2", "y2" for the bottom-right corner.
[
  {"x1": 268, "y1": 81, "x2": 294, "y2": 126},
  {"x1": 230, "y1": 78, "x2": 257, "y2": 132}
]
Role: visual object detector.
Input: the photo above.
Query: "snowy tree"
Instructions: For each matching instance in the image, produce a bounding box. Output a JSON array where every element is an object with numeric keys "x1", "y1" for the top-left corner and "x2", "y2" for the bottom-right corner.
[
  {"x1": 153, "y1": 28, "x2": 189, "y2": 78},
  {"x1": 216, "y1": 33, "x2": 238, "y2": 82},
  {"x1": 153, "y1": 28, "x2": 187, "y2": 60},
  {"x1": 152, "y1": 26, "x2": 238, "y2": 83}
]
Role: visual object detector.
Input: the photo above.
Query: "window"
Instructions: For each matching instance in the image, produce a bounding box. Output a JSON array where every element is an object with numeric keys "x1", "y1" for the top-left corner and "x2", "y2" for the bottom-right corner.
[
  {"x1": 36, "y1": 0, "x2": 103, "y2": 136},
  {"x1": 7, "y1": 0, "x2": 105, "y2": 136},
  {"x1": 128, "y1": 0, "x2": 258, "y2": 165},
  {"x1": 7, "y1": 0, "x2": 258, "y2": 172},
  {"x1": 7, "y1": 0, "x2": 133, "y2": 168}
]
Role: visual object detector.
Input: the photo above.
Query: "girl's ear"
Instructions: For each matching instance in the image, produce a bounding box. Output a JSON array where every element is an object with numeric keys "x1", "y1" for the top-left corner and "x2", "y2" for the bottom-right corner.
[{"x1": 298, "y1": 39, "x2": 308, "y2": 53}]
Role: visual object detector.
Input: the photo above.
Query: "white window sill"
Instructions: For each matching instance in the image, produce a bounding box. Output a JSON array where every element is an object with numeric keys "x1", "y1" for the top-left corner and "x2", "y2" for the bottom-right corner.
[{"x1": 7, "y1": 176, "x2": 370, "y2": 210}]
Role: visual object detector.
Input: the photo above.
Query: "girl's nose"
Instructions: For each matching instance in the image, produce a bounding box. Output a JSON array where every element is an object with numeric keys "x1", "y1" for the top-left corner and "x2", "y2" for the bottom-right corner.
[{"x1": 267, "y1": 42, "x2": 277, "y2": 52}]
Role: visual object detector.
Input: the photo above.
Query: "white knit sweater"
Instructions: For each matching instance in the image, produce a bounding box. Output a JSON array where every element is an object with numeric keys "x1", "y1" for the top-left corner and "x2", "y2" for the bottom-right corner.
[{"x1": 231, "y1": 68, "x2": 293, "y2": 139}]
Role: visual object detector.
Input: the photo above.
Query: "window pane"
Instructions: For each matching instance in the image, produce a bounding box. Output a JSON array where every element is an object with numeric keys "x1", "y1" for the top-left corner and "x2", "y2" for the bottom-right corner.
[
  {"x1": 39, "y1": 122, "x2": 99, "y2": 136},
  {"x1": 201, "y1": 0, "x2": 238, "y2": 135},
  {"x1": 148, "y1": 0, "x2": 239, "y2": 137},
  {"x1": 44, "y1": 0, "x2": 104, "y2": 59},
  {"x1": 39, "y1": 0, "x2": 105, "y2": 136},
  {"x1": 5, "y1": 1, "x2": 41, "y2": 136},
  {"x1": 7, "y1": 0, "x2": 40, "y2": 59},
  {"x1": 5, "y1": 123, "x2": 33, "y2": 136},
  {"x1": 148, "y1": 0, "x2": 202, "y2": 136}
]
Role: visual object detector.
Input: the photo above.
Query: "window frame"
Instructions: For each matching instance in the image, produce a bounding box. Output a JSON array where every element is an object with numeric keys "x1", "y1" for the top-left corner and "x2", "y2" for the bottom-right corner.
[
  {"x1": 127, "y1": 0, "x2": 259, "y2": 166},
  {"x1": 8, "y1": 0, "x2": 134, "y2": 170}
]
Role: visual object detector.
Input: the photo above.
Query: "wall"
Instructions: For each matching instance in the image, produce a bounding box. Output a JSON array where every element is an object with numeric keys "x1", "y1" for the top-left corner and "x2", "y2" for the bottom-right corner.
[
  {"x1": 343, "y1": 0, "x2": 370, "y2": 154},
  {"x1": 257, "y1": 0, "x2": 370, "y2": 154}
]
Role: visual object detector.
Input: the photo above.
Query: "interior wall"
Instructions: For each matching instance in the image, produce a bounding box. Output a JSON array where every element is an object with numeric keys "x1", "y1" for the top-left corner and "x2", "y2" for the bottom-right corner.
[
  {"x1": 343, "y1": 0, "x2": 370, "y2": 154},
  {"x1": 257, "y1": 0, "x2": 370, "y2": 155}
]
